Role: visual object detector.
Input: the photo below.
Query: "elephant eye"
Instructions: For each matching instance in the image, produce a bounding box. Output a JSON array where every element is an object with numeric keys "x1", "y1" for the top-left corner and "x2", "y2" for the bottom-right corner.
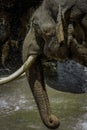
[
  {"x1": 32, "y1": 21, "x2": 39, "y2": 30},
  {"x1": 32, "y1": 20, "x2": 41, "y2": 35}
]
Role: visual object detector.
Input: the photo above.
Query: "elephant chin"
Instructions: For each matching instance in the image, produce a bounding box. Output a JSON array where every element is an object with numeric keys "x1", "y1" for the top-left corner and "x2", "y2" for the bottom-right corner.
[{"x1": 0, "y1": 55, "x2": 37, "y2": 85}]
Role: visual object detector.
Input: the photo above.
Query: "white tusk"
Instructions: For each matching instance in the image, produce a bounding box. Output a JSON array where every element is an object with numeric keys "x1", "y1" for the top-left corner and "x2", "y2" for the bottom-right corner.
[
  {"x1": 0, "y1": 55, "x2": 37, "y2": 85},
  {"x1": 0, "y1": 72, "x2": 26, "y2": 80}
]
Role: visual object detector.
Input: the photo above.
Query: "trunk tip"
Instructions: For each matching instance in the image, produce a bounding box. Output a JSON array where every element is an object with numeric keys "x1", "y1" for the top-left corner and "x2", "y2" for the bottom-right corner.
[{"x1": 44, "y1": 114, "x2": 60, "y2": 129}]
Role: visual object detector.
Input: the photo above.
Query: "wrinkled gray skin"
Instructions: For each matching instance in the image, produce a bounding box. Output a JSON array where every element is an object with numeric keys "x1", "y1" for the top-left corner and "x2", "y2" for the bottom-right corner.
[{"x1": 23, "y1": 0, "x2": 87, "y2": 129}]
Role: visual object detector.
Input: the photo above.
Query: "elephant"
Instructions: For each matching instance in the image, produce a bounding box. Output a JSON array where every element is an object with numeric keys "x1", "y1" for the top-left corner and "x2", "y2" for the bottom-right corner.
[{"x1": 0, "y1": 0, "x2": 87, "y2": 129}]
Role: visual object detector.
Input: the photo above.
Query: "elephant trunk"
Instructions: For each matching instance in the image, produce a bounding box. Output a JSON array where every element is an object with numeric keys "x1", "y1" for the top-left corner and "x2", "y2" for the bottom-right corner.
[
  {"x1": 32, "y1": 82, "x2": 60, "y2": 129},
  {"x1": 26, "y1": 58, "x2": 60, "y2": 129}
]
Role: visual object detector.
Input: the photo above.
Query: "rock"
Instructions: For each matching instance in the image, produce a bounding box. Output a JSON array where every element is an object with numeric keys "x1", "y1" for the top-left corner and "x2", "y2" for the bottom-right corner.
[
  {"x1": 46, "y1": 60, "x2": 87, "y2": 93},
  {"x1": 57, "y1": 60, "x2": 87, "y2": 93}
]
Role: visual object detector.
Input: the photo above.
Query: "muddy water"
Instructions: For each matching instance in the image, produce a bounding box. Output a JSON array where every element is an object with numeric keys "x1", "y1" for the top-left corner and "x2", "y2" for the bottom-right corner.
[{"x1": 0, "y1": 76, "x2": 87, "y2": 130}]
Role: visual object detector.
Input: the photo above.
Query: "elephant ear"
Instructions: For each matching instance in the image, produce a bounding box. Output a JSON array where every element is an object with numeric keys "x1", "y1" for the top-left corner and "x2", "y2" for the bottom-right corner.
[{"x1": 56, "y1": 5, "x2": 65, "y2": 44}]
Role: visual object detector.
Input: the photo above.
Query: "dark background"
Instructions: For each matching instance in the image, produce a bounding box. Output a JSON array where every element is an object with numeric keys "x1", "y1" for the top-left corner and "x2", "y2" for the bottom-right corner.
[{"x1": 0, "y1": 0, "x2": 42, "y2": 73}]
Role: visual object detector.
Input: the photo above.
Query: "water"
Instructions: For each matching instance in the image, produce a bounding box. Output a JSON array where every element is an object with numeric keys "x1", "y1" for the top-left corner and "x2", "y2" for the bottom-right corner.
[{"x1": 0, "y1": 76, "x2": 87, "y2": 130}]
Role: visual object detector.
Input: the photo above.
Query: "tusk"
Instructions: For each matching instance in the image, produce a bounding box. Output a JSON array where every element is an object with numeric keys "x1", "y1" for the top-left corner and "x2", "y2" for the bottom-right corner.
[
  {"x1": 56, "y1": 5, "x2": 64, "y2": 44},
  {"x1": 0, "y1": 55, "x2": 37, "y2": 85},
  {"x1": 0, "y1": 72, "x2": 26, "y2": 80}
]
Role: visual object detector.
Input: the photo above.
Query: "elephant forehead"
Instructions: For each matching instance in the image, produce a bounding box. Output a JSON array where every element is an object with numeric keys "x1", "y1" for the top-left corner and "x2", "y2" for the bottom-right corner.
[{"x1": 41, "y1": 23, "x2": 55, "y2": 32}]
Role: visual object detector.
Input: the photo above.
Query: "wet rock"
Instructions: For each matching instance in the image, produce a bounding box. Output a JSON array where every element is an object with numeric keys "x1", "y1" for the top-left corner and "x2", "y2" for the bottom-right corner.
[
  {"x1": 46, "y1": 60, "x2": 87, "y2": 93},
  {"x1": 57, "y1": 60, "x2": 87, "y2": 93}
]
